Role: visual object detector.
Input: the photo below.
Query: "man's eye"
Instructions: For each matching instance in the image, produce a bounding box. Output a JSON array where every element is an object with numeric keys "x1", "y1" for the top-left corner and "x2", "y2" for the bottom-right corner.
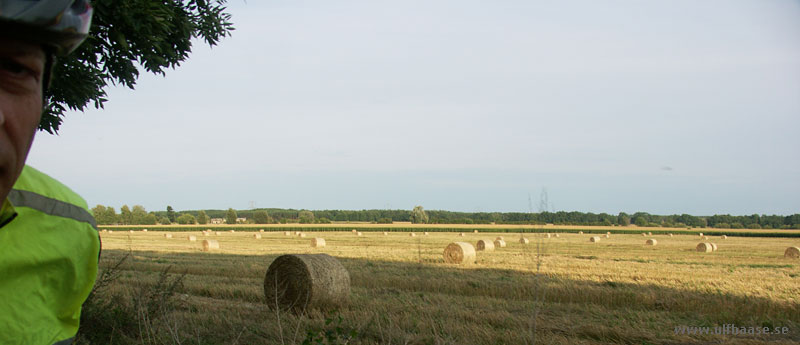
[{"x1": 0, "y1": 59, "x2": 37, "y2": 79}]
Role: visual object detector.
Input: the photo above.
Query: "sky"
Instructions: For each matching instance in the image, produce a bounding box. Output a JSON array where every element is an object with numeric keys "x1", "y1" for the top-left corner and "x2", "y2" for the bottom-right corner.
[{"x1": 27, "y1": 0, "x2": 800, "y2": 215}]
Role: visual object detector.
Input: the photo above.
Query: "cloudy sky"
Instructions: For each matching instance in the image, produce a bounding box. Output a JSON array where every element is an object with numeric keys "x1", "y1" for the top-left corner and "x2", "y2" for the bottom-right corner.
[{"x1": 27, "y1": 0, "x2": 800, "y2": 215}]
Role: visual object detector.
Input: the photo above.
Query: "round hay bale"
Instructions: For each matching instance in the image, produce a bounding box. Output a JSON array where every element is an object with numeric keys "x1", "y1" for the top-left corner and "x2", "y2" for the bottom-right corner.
[
  {"x1": 544, "y1": 233, "x2": 551, "y2": 239},
  {"x1": 646, "y1": 239, "x2": 657, "y2": 246},
  {"x1": 696, "y1": 243, "x2": 713, "y2": 253},
  {"x1": 215, "y1": 231, "x2": 221, "y2": 236},
  {"x1": 108, "y1": 230, "x2": 113, "y2": 233},
  {"x1": 578, "y1": 231, "x2": 583, "y2": 234},
  {"x1": 520, "y1": 237, "x2": 530, "y2": 244},
  {"x1": 443, "y1": 242, "x2": 476, "y2": 264},
  {"x1": 702, "y1": 236, "x2": 709, "y2": 240},
  {"x1": 409, "y1": 233, "x2": 416, "y2": 237},
  {"x1": 284, "y1": 231, "x2": 291, "y2": 236},
  {"x1": 710, "y1": 243, "x2": 718, "y2": 251},
  {"x1": 164, "y1": 233, "x2": 172, "y2": 238},
  {"x1": 590, "y1": 236, "x2": 601, "y2": 243},
  {"x1": 259, "y1": 229, "x2": 265, "y2": 232},
  {"x1": 494, "y1": 239, "x2": 507, "y2": 248},
  {"x1": 142, "y1": 229, "x2": 147, "y2": 232},
  {"x1": 264, "y1": 254, "x2": 350, "y2": 312},
  {"x1": 476, "y1": 239, "x2": 495, "y2": 251},
  {"x1": 356, "y1": 232, "x2": 362, "y2": 236},
  {"x1": 648, "y1": 232, "x2": 652, "y2": 235},
  {"x1": 202, "y1": 240, "x2": 219, "y2": 251},
  {"x1": 699, "y1": 233, "x2": 703, "y2": 237},
  {"x1": 129, "y1": 230, "x2": 134, "y2": 233},
  {"x1": 101, "y1": 229, "x2": 107, "y2": 232},
  {"x1": 188, "y1": 235, "x2": 197, "y2": 241},
  {"x1": 669, "y1": 233, "x2": 673, "y2": 237},
  {"x1": 495, "y1": 236, "x2": 504, "y2": 241},
  {"x1": 604, "y1": 234, "x2": 610, "y2": 238},
  {"x1": 473, "y1": 230, "x2": 478, "y2": 233},
  {"x1": 383, "y1": 231, "x2": 388, "y2": 235},
  {"x1": 554, "y1": 233, "x2": 560, "y2": 238},
  {"x1": 230, "y1": 230, "x2": 235, "y2": 233},
  {"x1": 424, "y1": 232, "x2": 429, "y2": 236},
  {"x1": 203, "y1": 231, "x2": 210, "y2": 236},
  {"x1": 352, "y1": 229, "x2": 357, "y2": 233},
  {"x1": 642, "y1": 233, "x2": 647, "y2": 236},
  {"x1": 784, "y1": 247, "x2": 800, "y2": 258},
  {"x1": 606, "y1": 231, "x2": 611, "y2": 235},
  {"x1": 298, "y1": 233, "x2": 307, "y2": 238},
  {"x1": 721, "y1": 235, "x2": 727, "y2": 239},
  {"x1": 459, "y1": 233, "x2": 465, "y2": 237},
  {"x1": 311, "y1": 238, "x2": 326, "y2": 248},
  {"x1": 254, "y1": 233, "x2": 262, "y2": 239},
  {"x1": 294, "y1": 231, "x2": 301, "y2": 235}
]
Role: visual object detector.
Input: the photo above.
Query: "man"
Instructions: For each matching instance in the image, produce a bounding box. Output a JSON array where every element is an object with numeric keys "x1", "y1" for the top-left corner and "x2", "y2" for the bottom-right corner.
[{"x1": 0, "y1": 1, "x2": 100, "y2": 344}]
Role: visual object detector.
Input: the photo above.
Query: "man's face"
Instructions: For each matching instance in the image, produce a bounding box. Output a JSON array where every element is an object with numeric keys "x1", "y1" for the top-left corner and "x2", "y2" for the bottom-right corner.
[{"x1": 0, "y1": 37, "x2": 45, "y2": 199}]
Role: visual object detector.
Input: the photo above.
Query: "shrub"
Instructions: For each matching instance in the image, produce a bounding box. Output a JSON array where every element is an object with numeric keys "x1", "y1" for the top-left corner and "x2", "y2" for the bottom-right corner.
[{"x1": 376, "y1": 218, "x2": 393, "y2": 224}]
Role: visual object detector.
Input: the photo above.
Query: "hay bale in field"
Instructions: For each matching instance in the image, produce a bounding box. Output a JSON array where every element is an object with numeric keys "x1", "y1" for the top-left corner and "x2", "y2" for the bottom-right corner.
[
  {"x1": 702, "y1": 236, "x2": 709, "y2": 240},
  {"x1": 590, "y1": 236, "x2": 600, "y2": 243},
  {"x1": 696, "y1": 243, "x2": 713, "y2": 253},
  {"x1": 544, "y1": 233, "x2": 551, "y2": 239},
  {"x1": 721, "y1": 235, "x2": 727, "y2": 239},
  {"x1": 188, "y1": 235, "x2": 197, "y2": 241},
  {"x1": 203, "y1": 231, "x2": 210, "y2": 236},
  {"x1": 520, "y1": 237, "x2": 529, "y2": 244},
  {"x1": 646, "y1": 239, "x2": 657, "y2": 246},
  {"x1": 284, "y1": 231, "x2": 291, "y2": 236},
  {"x1": 383, "y1": 231, "x2": 388, "y2": 235},
  {"x1": 294, "y1": 231, "x2": 301, "y2": 235},
  {"x1": 101, "y1": 229, "x2": 107, "y2": 232},
  {"x1": 459, "y1": 233, "x2": 465, "y2": 237},
  {"x1": 579, "y1": 231, "x2": 583, "y2": 234},
  {"x1": 230, "y1": 230, "x2": 235, "y2": 233},
  {"x1": 202, "y1": 240, "x2": 219, "y2": 251},
  {"x1": 129, "y1": 230, "x2": 134, "y2": 233},
  {"x1": 352, "y1": 229, "x2": 357, "y2": 233},
  {"x1": 604, "y1": 234, "x2": 610, "y2": 238},
  {"x1": 264, "y1": 254, "x2": 350, "y2": 312},
  {"x1": 108, "y1": 230, "x2": 113, "y2": 233},
  {"x1": 476, "y1": 239, "x2": 495, "y2": 251},
  {"x1": 142, "y1": 229, "x2": 147, "y2": 232},
  {"x1": 495, "y1": 236, "x2": 504, "y2": 241},
  {"x1": 648, "y1": 232, "x2": 652, "y2": 236},
  {"x1": 298, "y1": 233, "x2": 307, "y2": 238},
  {"x1": 784, "y1": 247, "x2": 800, "y2": 258},
  {"x1": 254, "y1": 233, "x2": 262, "y2": 239},
  {"x1": 356, "y1": 232, "x2": 363, "y2": 236},
  {"x1": 555, "y1": 233, "x2": 560, "y2": 238},
  {"x1": 260, "y1": 229, "x2": 265, "y2": 232},
  {"x1": 424, "y1": 232, "x2": 429, "y2": 236},
  {"x1": 494, "y1": 239, "x2": 507, "y2": 248},
  {"x1": 164, "y1": 233, "x2": 172, "y2": 238},
  {"x1": 699, "y1": 233, "x2": 703, "y2": 237},
  {"x1": 409, "y1": 233, "x2": 416, "y2": 237},
  {"x1": 606, "y1": 231, "x2": 611, "y2": 235},
  {"x1": 311, "y1": 238, "x2": 326, "y2": 248},
  {"x1": 642, "y1": 233, "x2": 647, "y2": 236},
  {"x1": 669, "y1": 233, "x2": 673, "y2": 237},
  {"x1": 473, "y1": 230, "x2": 478, "y2": 233},
  {"x1": 443, "y1": 242, "x2": 476, "y2": 264},
  {"x1": 710, "y1": 243, "x2": 718, "y2": 251},
  {"x1": 215, "y1": 231, "x2": 221, "y2": 236}
]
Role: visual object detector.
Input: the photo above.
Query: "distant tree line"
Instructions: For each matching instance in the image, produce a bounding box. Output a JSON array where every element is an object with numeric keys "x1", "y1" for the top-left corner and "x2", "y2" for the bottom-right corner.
[{"x1": 92, "y1": 204, "x2": 800, "y2": 229}]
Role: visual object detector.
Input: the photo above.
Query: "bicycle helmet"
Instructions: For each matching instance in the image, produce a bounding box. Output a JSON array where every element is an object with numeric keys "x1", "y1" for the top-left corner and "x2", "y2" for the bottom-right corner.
[{"x1": 0, "y1": 0, "x2": 93, "y2": 56}]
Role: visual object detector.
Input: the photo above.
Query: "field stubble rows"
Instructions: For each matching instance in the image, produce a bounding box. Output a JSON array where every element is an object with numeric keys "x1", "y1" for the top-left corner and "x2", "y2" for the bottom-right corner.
[{"x1": 89, "y1": 230, "x2": 800, "y2": 345}]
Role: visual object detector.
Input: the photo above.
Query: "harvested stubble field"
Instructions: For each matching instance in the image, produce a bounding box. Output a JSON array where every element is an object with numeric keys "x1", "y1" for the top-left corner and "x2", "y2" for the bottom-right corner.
[{"x1": 85, "y1": 229, "x2": 800, "y2": 345}]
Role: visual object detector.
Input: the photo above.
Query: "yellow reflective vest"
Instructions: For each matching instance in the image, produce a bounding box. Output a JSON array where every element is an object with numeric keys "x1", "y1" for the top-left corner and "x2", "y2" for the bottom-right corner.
[{"x1": 0, "y1": 166, "x2": 100, "y2": 345}]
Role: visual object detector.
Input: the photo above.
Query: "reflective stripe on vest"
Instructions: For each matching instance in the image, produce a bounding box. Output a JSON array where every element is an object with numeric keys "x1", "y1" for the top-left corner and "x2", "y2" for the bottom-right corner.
[
  {"x1": 53, "y1": 337, "x2": 74, "y2": 345},
  {"x1": 7, "y1": 189, "x2": 97, "y2": 230}
]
